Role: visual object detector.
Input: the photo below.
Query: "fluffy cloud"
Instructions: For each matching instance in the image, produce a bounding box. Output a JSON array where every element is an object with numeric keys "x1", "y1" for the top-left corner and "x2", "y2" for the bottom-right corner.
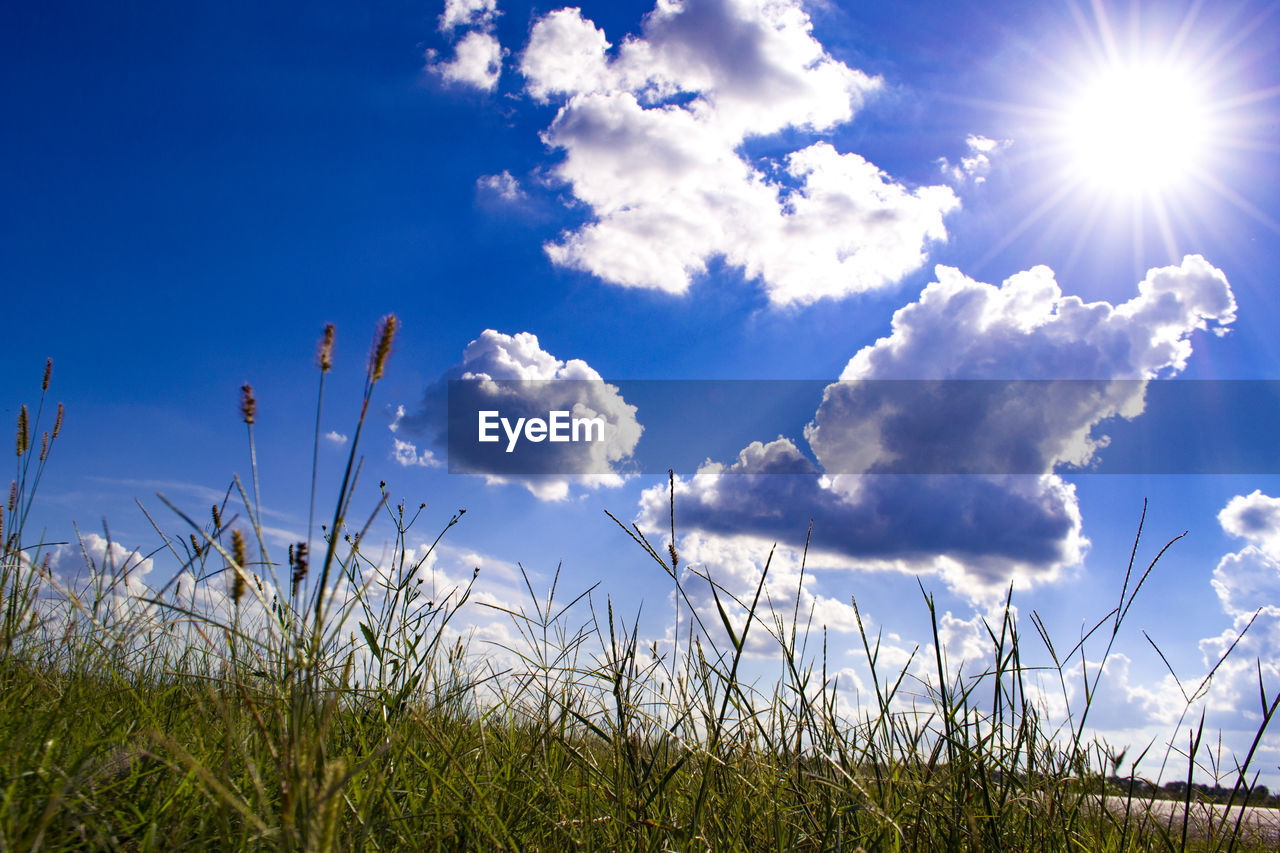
[
  {"x1": 30, "y1": 532, "x2": 278, "y2": 647},
  {"x1": 663, "y1": 531, "x2": 861, "y2": 657},
  {"x1": 810, "y1": 254, "x2": 1236, "y2": 475},
  {"x1": 521, "y1": 2, "x2": 876, "y2": 133},
  {"x1": 832, "y1": 254, "x2": 1234, "y2": 382},
  {"x1": 939, "y1": 134, "x2": 1011, "y2": 184},
  {"x1": 1060, "y1": 653, "x2": 1187, "y2": 735},
  {"x1": 43, "y1": 532, "x2": 157, "y2": 601},
  {"x1": 1197, "y1": 490, "x2": 1280, "y2": 732},
  {"x1": 1211, "y1": 547, "x2": 1280, "y2": 621},
  {"x1": 640, "y1": 256, "x2": 1235, "y2": 602},
  {"x1": 1198, "y1": 602, "x2": 1280, "y2": 697},
  {"x1": 519, "y1": 1, "x2": 959, "y2": 305},
  {"x1": 439, "y1": 0, "x2": 498, "y2": 33},
  {"x1": 520, "y1": 8, "x2": 615, "y2": 102},
  {"x1": 1066, "y1": 492, "x2": 1280, "y2": 782},
  {"x1": 25, "y1": 521, "x2": 547, "y2": 698},
  {"x1": 799, "y1": 491, "x2": 1280, "y2": 785},
  {"x1": 428, "y1": 31, "x2": 505, "y2": 91},
  {"x1": 643, "y1": 443, "x2": 1087, "y2": 601},
  {"x1": 394, "y1": 329, "x2": 642, "y2": 501},
  {"x1": 1218, "y1": 490, "x2": 1280, "y2": 562}
]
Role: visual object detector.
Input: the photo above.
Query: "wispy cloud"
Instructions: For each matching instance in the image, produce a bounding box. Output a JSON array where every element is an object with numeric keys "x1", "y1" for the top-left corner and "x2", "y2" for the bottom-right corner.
[
  {"x1": 477, "y1": 170, "x2": 526, "y2": 202},
  {"x1": 391, "y1": 437, "x2": 441, "y2": 469},
  {"x1": 939, "y1": 134, "x2": 1012, "y2": 184},
  {"x1": 91, "y1": 477, "x2": 296, "y2": 524}
]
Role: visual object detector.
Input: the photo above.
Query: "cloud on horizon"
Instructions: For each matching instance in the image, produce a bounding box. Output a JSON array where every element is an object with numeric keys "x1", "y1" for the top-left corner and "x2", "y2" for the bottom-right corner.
[
  {"x1": 1078, "y1": 488, "x2": 1280, "y2": 780},
  {"x1": 1198, "y1": 491, "x2": 1280, "y2": 731}
]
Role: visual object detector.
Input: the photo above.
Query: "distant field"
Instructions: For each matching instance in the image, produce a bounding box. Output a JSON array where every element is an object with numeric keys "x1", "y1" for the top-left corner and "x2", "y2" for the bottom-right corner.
[{"x1": 1104, "y1": 798, "x2": 1280, "y2": 846}]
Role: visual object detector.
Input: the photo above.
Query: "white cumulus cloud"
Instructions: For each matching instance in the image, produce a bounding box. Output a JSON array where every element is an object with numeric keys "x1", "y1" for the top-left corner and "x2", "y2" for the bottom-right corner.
[
  {"x1": 1091, "y1": 492, "x2": 1280, "y2": 776},
  {"x1": 1204, "y1": 491, "x2": 1280, "y2": 697},
  {"x1": 640, "y1": 256, "x2": 1235, "y2": 602},
  {"x1": 519, "y1": 0, "x2": 959, "y2": 305},
  {"x1": 665, "y1": 531, "x2": 861, "y2": 658},
  {"x1": 439, "y1": 0, "x2": 498, "y2": 33},
  {"x1": 430, "y1": 0, "x2": 503, "y2": 91},
  {"x1": 1218, "y1": 490, "x2": 1280, "y2": 562},
  {"x1": 394, "y1": 329, "x2": 642, "y2": 501},
  {"x1": 428, "y1": 31, "x2": 505, "y2": 91},
  {"x1": 44, "y1": 532, "x2": 157, "y2": 600}
]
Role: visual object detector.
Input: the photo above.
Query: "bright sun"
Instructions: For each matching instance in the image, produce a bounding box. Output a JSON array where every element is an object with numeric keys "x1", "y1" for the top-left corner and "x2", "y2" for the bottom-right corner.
[
  {"x1": 1064, "y1": 61, "x2": 1210, "y2": 196},
  {"x1": 975, "y1": 4, "x2": 1271, "y2": 271}
]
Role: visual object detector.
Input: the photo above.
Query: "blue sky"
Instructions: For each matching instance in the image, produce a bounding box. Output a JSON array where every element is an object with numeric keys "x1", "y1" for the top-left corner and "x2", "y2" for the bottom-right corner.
[{"x1": 5, "y1": 0, "x2": 1280, "y2": 784}]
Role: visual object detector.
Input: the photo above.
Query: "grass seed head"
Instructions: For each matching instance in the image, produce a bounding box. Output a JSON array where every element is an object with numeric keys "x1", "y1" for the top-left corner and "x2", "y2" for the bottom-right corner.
[
  {"x1": 52, "y1": 402, "x2": 63, "y2": 439},
  {"x1": 7, "y1": 481, "x2": 16, "y2": 512},
  {"x1": 16, "y1": 405, "x2": 29, "y2": 457},
  {"x1": 368, "y1": 314, "x2": 398, "y2": 382},
  {"x1": 317, "y1": 323, "x2": 335, "y2": 372},
  {"x1": 231, "y1": 529, "x2": 247, "y2": 605},
  {"x1": 291, "y1": 541, "x2": 309, "y2": 596},
  {"x1": 42, "y1": 358, "x2": 52, "y2": 392},
  {"x1": 240, "y1": 383, "x2": 256, "y2": 425}
]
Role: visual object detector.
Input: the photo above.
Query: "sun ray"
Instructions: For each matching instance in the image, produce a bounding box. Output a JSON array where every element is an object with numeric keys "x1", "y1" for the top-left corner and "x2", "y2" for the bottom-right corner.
[
  {"x1": 1148, "y1": 192, "x2": 1180, "y2": 269},
  {"x1": 1193, "y1": 171, "x2": 1280, "y2": 235},
  {"x1": 970, "y1": 178, "x2": 1083, "y2": 273},
  {"x1": 1166, "y1": 0, "x2": 1208, "y2": 57},
  {"x1": 1199, "y1": 2, "x2": 1278, "y2": 70},
  {"x1": 1063, "y1": 192, "x2": 1113, "y2": 276},
  {"x1": 1130, "y1": 199, "x2": 1146, "y2": 283}
]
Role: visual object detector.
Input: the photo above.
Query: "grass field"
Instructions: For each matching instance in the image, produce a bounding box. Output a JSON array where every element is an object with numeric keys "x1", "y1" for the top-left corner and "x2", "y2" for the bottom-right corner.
[{"x1": 3, "y1": 322, "x2": 1276, "y2": 851}]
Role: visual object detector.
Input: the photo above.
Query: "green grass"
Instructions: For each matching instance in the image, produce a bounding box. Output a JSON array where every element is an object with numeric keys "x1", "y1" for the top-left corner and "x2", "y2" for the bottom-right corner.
[{"x1": 2, "y1": 325, "x2": 1277, "y2": 851}]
